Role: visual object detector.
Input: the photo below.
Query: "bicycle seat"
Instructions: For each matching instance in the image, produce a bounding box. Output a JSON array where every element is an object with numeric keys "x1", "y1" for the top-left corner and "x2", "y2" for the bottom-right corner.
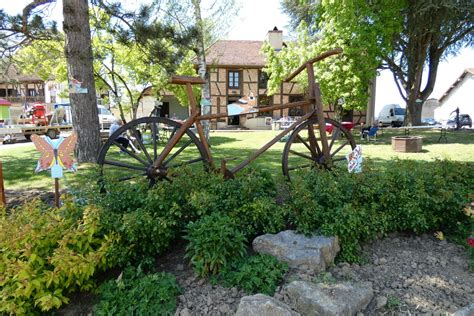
[{"x1": 169, "y1": 75, "x2": 206, "y2": 85}]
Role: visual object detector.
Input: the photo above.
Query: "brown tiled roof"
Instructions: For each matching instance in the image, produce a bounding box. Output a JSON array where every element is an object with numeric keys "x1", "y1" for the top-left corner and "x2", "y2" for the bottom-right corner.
[
  {"x1": 0, "y1": 63, "x2": 43, "y2": 83},
  {"x1": 205, "y1": 40, "x2": 266, "y2": 67}
]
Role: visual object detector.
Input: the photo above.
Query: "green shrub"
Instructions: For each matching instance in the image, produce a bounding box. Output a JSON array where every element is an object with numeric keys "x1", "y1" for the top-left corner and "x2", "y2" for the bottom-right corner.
[
  {"x1": 85, "y1": 167, "x2": 279, "y2": 268},
  {"x1": 0, "y1": 199, "x2": 113, "y2": 314},
  {"x1": 185, "y1": 213, "x2": 246, "y2": 276},
  {"x1": 229, "y1": 196, "x2": 287, "y2": 238},
  {"x1": 289, "y1": 160, "x2": 473, "y2": 262},
  {"x1": 94, "y1": 267, "x2": 181, "y2": 316},
  {"x1": 216, "y1": 254, "x2": 288, "y2": 295}
]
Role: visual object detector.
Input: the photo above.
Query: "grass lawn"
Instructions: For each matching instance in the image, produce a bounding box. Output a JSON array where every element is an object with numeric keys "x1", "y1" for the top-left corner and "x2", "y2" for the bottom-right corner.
[{"x1": 1, "y1": 127, "x2": 473, "y2": 191}]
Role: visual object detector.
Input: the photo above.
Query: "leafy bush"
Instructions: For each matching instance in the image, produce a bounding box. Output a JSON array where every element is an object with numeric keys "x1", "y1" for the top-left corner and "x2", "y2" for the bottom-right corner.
[
  {"x1": 229, "y1": 196, "x2": 287, "y2": 238},
  {"x1": 185, "y1": 213, "x2": 246, "y2": 276},
  {"x1": 94, "y1": 267, "x2": 181, "y2": 316},
  {"x1": 216, "y1": 254, "x2": 288, "y2": 295},
  {"x1": 83, "y1": 167, "x2": 280, "y2": 267},
  {"x1": 0, "y1": 199, "x2": 113, "y2": 314},
  {"x1": 289, "y1": 160, "x2": 473, "y2": 262}
]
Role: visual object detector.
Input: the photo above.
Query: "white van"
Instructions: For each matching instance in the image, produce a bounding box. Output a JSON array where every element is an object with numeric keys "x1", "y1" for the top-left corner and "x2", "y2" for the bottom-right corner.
[
  {"x1": 378, "y1": 104, "x2": 405, "y2": 127},
  {"x1": 97, "y1": 105, "x2": 115, "y2": 129},
  {"x1": 53, "y1": 103, "x2": 115, "y2": 129}
]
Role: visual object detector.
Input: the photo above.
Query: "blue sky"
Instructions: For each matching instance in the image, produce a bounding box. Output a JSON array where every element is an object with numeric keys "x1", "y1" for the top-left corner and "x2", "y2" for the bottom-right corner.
[{"x1": 3, "y1": 0, "x2": 473, "y2": 117}]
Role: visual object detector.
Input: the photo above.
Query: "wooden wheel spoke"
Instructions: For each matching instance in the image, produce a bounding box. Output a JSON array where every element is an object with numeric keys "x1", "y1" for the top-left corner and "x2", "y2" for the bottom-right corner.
[
  {"x1": 287, "y1": 163, "x2": 314, "y2": 171},
  {"x1": 289, "y1": 149, "x2": 314, "y2": 161},
  {"x1": 163, "y1": 139, "x2": 193, "y2": 166},
  {"x1": 331, "y1": 140, "x2": 350, "y2": 157},
  {"x1": 328, "y1": 128, "x2": 341, "y2": 151},
  {"x1": 103, "y1": 159, "x2": 148, "y2": 171},
  {"x1": 112, "y1": 141, "x2": 149, "y2": 166},
  {"x1": 167, "y1": 157, "x2": 203, "y2": 169},
  {"x1": 296, "y1": 134, "x2": 320, "y2": 156},
  {"x1": 131, "y1": 128, "x2": 153, "y2": 164},
  {"x1": 306, "y1": 125, "x2": 321, "y2": 157},
  {"x1": 151, "y1": 122, "x2": 158, "y2": 160}
]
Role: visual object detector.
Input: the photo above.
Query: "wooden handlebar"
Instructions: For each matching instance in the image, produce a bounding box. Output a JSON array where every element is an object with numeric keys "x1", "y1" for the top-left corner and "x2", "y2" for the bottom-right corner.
[
  {"x1": 169, "y1": 75, "x2": 206, "y2": 85},
  {"x1": 284, "y1": 48, "x2": 343, "y2": 82}
]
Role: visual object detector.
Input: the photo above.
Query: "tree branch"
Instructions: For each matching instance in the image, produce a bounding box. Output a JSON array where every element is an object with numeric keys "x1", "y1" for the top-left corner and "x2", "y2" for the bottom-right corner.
[{"x1": 22, "y1": 0, "x2": 56, "y2": 33}]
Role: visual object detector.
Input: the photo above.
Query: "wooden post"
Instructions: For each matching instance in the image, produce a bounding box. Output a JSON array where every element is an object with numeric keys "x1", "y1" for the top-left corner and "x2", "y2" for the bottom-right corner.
[
  {"x1": 0, "y1": 161, "x2": 6, "y2": 207},
  {"x1": 54, "y1": 178, "x2": 59, "y2": 208}
]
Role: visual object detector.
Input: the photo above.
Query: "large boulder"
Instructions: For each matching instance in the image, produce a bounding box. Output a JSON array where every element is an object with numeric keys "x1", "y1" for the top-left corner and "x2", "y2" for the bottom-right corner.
[
  {"x1": 252, "y1": 230, "x2": 339, "y2": 273},
  {"x1": 235, "y1": 294, "x2": 300, "y2": 316},
  {"x1": 454, "y1": 303, "x2": 474, "y2": 316},
  {"x1": 285, "y1": 280, "x2": 373, "y2": 316}
]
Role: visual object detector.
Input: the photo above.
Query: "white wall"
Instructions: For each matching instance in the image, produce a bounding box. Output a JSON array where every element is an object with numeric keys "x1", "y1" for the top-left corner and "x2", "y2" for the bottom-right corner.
[{"x1": 434, "y1": 75, "x2": 474, "y2": 121}]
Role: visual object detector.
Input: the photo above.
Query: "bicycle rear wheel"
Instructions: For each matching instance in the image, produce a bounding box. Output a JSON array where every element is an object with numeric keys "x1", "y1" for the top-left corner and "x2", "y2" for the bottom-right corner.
[
  {"x1": 98, "y1": 117, "x2": 209, "y2": 186},
  {"x1": 282, "y1": 117, "x2": 356, "y2": 180}
]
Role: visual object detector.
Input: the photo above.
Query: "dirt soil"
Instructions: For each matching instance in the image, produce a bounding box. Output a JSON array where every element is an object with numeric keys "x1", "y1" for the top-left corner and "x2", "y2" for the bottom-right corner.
[{"x1": 56, "y1": 233, "x2": 473, "y2": 316}]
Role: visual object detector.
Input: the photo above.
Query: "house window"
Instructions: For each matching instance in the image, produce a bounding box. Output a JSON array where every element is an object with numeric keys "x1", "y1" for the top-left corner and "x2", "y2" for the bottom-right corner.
[
  {"x1": 288, "y1": 95, "x2": 305, "y2": 117},
  {"x1": 259, "y1": 94, "x2": 271, "y2": 106},
  {"x1": 258, "y1": 71, "x2": 269, "y2": 89},
  {"x1": 28, "y1": 89, "x2": 36, "y2": 96},
  {"x1": 228, "y1": 71, "x2": 240, "y2": 89},
  {"x1": 257, "y1": 94, "x2": 272, "y2": 116}
]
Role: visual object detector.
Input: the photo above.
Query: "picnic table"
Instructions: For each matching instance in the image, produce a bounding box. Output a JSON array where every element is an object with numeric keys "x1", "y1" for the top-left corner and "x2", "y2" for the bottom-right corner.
[{"x1": 326, "y1": 121, "x2": 355, "y2": 134}]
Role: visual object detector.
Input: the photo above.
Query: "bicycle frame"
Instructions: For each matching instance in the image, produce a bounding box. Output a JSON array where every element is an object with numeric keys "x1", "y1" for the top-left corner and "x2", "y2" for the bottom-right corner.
[{"x1": 152, "y1": 48, "x2": 342, "y2": 178}]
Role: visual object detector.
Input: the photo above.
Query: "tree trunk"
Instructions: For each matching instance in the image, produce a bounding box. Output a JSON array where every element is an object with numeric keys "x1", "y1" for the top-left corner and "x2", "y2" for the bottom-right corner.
[
  {"x1": 63, "y1": 0, "x2": 101, "y2": 162},
  {"x1": 192, "y1": 0, "x2": 210, "y2": 139},
  {"x1": 406, "y1": 97, "x2": 423, "y2": 126}
]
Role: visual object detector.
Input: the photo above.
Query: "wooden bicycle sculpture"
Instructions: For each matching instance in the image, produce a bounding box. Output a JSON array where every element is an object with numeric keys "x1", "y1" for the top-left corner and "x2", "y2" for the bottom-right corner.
[{"x1": 98, "y1": 48, "x2": 356, "y2": 184}]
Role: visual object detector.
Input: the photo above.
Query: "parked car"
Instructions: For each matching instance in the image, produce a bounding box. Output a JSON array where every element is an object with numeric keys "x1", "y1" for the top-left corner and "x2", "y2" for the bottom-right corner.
[
  {"x1": 421, "y1": 118, "x2": 438, "y2": 126},
  {"x1": 446, "y1": 114, "x2": 472, "y2": 128}
]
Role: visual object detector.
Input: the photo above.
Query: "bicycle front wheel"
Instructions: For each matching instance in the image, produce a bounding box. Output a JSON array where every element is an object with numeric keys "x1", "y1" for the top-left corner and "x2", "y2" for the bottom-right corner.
[
  {"x1": 98, "y1": 117, "x2": 210, "y2": 186},
  {"x1": 282, "y1": 117, "x2": 356, "y2": 180}
]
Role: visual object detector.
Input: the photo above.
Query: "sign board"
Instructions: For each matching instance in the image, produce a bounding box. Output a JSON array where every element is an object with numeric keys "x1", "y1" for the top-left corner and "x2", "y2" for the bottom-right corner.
[
  {"x1": 346, "y1": 145, "x2": 362, "y2": 173},
  {"x1": 227, "y1": 92, "x2": 259, "y2": 116},
  {"x1": 31, "y1": 133, "x2": 77, "y2": 178}
]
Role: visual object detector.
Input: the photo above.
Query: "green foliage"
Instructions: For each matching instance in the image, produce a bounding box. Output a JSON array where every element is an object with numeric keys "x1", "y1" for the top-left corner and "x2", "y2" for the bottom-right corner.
[
  {"x1": 15, "y1": 39, "x2": 67, "y2": 82},
  {"x1": 386, "y1": 295, "x2": 402, "y2": 310},
  {"x1": 83, "y1": 167, "x2": 280, "y2": 268},
  {"x1": 229, "y1": 196, "x2": 287, "y2": 238},
  {"x1": 313, "y1": 272, "x2": 337, "y2": 284},
  {"x1": 184, "y1": 213, "x2": 246, "y2": 276},
  {"x1": 216, "y1": 254, "x2": 288, "y2": 295},
  {"x1": 0, "y1": 199, "x2": 113, "y2": 314},
  {"x1": 266, "y1": 1, "x2": 404, "y2": 113},
  {"x1": 166, "y1": 52, "x2": 201, "y2": 107},
  {"x1": 289, "y1": 160, "x2": 473, "y2": 262},
  {"x1": 94, "y1": 267, "x2": 181, "y2": 316}
]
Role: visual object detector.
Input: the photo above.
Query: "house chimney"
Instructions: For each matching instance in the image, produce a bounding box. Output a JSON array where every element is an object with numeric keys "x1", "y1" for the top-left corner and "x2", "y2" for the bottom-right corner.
[{"x1": 266, "y1": 26, "x2": 283, "y2": 51}]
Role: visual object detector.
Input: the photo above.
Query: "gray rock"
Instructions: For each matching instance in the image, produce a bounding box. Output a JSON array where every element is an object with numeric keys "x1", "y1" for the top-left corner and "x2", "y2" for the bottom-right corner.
[
  {"x1": 235, "y1": 294, "x2": 300, "y2": 316},
  {"x1": 179, "y1": 307, "x2": 191, "y2": 316},
  {"x1": 252, "y1": 230, "x2": 339, "y2": 273},
  {"x1": 285, "y1": 280, "x2": 373, "y2": 316},
  {"x1": 375, "y1": 296, "x2": 387, "y2": 309},
  {"x1": 454, "y1": 303, "x2": 474, "y2": 316},
  {"x1": 217, "y1": 303, "x2": 231, "y2": 314}
]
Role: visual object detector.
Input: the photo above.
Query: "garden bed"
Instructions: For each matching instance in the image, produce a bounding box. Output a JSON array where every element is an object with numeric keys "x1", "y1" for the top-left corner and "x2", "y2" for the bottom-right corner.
[{"x1": 57, "y1": 233, "x2": 473, "y2": 315}]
